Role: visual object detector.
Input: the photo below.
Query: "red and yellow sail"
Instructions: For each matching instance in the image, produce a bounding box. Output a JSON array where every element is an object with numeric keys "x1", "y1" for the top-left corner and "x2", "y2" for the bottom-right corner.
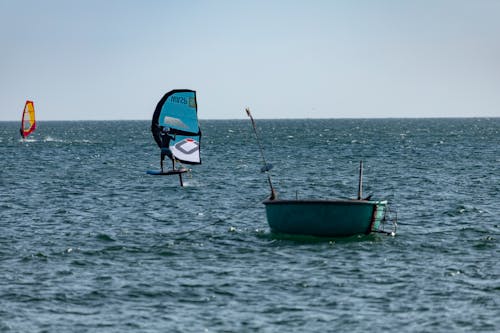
[{"x1": 20, "y1": 100, "x2": 36, "y2": 138}]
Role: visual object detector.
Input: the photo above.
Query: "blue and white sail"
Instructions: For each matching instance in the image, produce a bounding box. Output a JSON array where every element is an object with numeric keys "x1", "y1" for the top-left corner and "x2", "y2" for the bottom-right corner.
[{"x1": 151, "y1": 89, "x2": 201, "y2": 164}]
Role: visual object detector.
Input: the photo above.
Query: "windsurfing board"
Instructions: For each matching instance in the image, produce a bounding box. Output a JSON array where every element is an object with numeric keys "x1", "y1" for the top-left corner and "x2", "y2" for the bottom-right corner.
[{"x1": 146, "y1": 169, "x2": 188, "y2": 176}]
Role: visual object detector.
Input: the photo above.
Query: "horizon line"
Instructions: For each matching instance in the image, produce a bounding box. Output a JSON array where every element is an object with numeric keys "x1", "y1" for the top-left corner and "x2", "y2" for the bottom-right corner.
[{"x1": 1, "y1": 116, "x2": 499, "y2": 122}]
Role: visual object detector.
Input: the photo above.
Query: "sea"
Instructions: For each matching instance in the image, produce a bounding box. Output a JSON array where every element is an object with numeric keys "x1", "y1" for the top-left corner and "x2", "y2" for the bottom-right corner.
[{"x1": 0, "y1": 118, "x2": 498, "y2": 333}]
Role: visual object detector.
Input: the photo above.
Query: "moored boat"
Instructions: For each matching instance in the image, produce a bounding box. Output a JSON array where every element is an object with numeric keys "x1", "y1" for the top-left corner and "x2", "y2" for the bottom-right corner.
[
  {"x1": 246, "y1": 108, "x2": 396, "y2": 237},
  {"x1": 264, "y1": 199, "x2": 389, "y2": 237}
]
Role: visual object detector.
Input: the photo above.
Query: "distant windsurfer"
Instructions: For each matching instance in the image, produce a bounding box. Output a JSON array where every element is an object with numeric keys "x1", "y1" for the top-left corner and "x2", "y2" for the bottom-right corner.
[{"x1": 159, "y1": 126, "x2": 174, "y2": 172}]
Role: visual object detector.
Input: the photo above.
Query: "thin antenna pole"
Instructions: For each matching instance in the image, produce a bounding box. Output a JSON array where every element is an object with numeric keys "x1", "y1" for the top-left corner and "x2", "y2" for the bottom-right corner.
[
  {"x1": 357, "y1": 160, "x2": 363, "y2": 200},
  {"x1": 246, "y1": 108, "x2": 276, "y2": 200}
]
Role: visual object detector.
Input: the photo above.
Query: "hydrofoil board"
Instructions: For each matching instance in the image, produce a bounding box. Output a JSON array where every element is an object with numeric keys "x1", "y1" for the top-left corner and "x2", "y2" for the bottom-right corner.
[{"x1": 147, "y1": 168, "x2": 188, "y2": 176}]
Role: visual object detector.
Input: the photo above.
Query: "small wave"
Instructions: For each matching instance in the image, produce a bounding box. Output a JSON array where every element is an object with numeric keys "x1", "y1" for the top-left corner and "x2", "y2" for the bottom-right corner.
[
  {"x1": 43, "y1": 136, "x2": 64, "y2": 142},
  {"x1": 445, "y1": 204, "x2": 484, "y2": 217},
  {"x1": 96, "y1": 233, "x2": 116, "y2": 242},
  {"x1": 21, "y1": 252, "x2": 49, "y2": 262}
]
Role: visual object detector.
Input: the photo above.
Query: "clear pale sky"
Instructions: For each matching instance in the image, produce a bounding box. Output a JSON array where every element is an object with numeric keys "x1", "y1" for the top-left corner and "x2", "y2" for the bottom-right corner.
[{"x1": 1, "y1": 0, "x2": 499, "y2": 121}]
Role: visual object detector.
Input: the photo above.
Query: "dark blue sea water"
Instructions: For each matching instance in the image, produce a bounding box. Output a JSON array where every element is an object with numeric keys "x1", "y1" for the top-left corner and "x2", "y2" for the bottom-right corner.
[{"x1": 1, "y1": 118, "x2": 499, "y2": 332}]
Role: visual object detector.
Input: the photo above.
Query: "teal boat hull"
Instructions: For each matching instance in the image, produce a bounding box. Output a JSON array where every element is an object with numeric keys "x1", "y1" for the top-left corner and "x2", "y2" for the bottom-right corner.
[{"x1": 263, "y1": 199, "x2": 388, "y2": 237}]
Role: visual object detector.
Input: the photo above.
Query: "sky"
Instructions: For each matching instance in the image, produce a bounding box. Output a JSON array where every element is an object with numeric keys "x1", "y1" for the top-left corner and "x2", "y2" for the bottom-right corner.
[{"x1": 1, "y1": 0, "x2": 499, "y2": 121}]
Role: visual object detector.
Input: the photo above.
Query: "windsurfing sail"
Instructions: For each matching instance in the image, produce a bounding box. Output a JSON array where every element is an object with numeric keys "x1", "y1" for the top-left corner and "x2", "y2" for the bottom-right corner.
[
  {"x1": 20, "y1": 100, "x2": 36, "y2": 139},
  {"x1": 151, "y1": 89, "x2": 201, "y2": 164}
]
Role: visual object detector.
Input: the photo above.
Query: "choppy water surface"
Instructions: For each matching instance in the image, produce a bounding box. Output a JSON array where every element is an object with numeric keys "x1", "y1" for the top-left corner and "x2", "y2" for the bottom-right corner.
[{"x1": 0, "y1": 118, "x2": 498, "y2": 332}]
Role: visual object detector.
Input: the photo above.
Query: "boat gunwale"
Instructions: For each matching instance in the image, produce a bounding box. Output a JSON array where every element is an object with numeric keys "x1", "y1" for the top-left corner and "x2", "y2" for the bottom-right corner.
[{"x1": 263, "y1": 199, "x2": 387, "y2": 206}]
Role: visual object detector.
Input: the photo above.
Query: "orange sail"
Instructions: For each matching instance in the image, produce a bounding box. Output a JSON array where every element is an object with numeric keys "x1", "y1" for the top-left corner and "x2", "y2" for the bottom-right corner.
[{"x1": 20, "y1": 100, "x2": 36, "y2": 138}]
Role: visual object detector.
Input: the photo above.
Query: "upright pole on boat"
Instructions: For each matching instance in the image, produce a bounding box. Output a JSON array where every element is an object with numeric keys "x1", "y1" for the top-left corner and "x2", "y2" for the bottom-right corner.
[
  {"x1": 357, "y1": 160, "x2": 363, "y2": 200},
  {"x1": 245, "y1": 108, "x2": 277, "y2": 200}
]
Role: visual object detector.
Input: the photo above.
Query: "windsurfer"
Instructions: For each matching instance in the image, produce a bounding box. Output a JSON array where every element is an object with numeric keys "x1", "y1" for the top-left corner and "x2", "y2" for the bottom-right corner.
[{"x1": 159, "y1": 126, "x2": 174, "y2": 172}]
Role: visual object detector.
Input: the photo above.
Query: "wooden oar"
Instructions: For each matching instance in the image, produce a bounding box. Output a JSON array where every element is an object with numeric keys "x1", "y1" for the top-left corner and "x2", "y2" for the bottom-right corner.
[{"x1": 245, "y1": 108, "x2": 276, "y2": 200}]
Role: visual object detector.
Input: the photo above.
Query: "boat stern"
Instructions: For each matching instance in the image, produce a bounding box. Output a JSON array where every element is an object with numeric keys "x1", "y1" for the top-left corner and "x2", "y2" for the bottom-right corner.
[{"x1": 369, "y1": 200, "x2": 387, "y2": 231}]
